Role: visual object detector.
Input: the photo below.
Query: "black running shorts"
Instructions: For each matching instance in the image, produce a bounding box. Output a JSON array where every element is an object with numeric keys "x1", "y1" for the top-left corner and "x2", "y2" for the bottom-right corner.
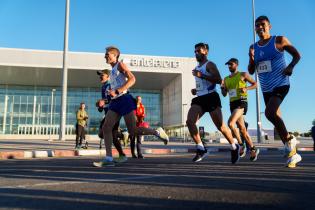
[{"x1": 191, "y1": 91, "x2": 222, "y2": 113}]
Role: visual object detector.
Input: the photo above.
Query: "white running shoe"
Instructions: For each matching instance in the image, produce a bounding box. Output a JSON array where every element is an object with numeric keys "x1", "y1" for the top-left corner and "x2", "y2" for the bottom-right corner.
[
  {"x1": 155, "y1": 127, "x2": 169, "y2": 145},
  {"x1": 287, "y1": 153, "x2": 302, "y2": 168},
  {"x1": 93, "y1": 159, "x2": 115, "y2": 167},
  {"x1": 284, "y1": 135, "x2": 297, "y2": 158}
]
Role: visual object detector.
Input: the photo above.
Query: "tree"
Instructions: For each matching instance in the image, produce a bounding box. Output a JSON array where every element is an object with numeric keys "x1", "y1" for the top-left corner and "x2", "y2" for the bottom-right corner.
[{"x1": 312, "y1": 119, "x2": 315, "y2": 126}]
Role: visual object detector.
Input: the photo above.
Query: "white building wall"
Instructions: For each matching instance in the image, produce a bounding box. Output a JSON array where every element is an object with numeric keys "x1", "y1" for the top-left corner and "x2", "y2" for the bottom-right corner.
[{"x1": 162, "y1": 75, "x2": 182, "y2": 127}]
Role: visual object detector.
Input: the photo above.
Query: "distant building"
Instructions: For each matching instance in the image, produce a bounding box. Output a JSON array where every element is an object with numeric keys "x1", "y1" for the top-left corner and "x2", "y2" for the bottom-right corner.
[{"x1": 0, "y1": 48, "x2": 196, "y2": 139}]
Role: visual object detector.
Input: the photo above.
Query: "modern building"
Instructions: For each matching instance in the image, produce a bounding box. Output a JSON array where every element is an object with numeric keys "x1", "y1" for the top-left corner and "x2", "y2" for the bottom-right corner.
[{"x1": 0, "y1": 47, "x2": 196, "y2": 139}]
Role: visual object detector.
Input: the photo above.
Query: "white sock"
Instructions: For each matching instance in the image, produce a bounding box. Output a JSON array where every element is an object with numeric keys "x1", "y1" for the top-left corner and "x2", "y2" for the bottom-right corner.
[
  {"x1": 105, "y1": 156, "x2": 113, "y2": 162},
  {"x1": 197, "y1": 142, "x2": 205, "y2": 150},
  {"x1": 230, "y1": 143, "x2": 237, "y2": 150}
]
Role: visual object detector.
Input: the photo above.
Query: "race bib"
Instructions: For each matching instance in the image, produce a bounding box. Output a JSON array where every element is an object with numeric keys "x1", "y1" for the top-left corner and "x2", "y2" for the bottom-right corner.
[
  {"x1": 228, "y1": 89, "x2": 237, "y2": 98},
  {"x1": 196, "y1": 79, "x2": 203, "y2": 91},
  {"x1": 256, "y1": 60, "x2": 272, "y2": 73}
]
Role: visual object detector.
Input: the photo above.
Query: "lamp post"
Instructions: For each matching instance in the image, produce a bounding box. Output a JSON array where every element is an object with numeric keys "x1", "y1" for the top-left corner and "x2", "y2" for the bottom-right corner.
[
  {"x1": 251, "y1": 0, "x2": 263, "y2": 143},
  {"x1": 49, "y1": 89, "x2": 56, "y2": 141},
  {"x1": 182, "y1": 103, "x2": 187, "y2": 142},
  {"x1": 59, "y1": 0, "x2": 70, "y2": 141}
]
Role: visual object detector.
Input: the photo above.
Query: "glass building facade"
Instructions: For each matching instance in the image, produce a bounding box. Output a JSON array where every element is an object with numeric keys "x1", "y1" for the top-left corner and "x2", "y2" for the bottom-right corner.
[{"x1": 0, "y1": 85, "x2": 161, "y2": 135}]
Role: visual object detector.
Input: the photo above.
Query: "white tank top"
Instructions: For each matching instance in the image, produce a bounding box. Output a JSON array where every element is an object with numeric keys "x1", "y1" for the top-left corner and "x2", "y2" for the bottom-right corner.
[
  {"x1": 110, "y1": 62, "x2": 128, "y2": 98},
  {"x1": 195, "y1": 61, "x2": 216, "y2": 96}
]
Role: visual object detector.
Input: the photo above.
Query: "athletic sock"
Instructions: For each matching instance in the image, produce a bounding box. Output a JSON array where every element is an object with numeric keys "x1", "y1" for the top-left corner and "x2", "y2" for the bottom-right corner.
[
  {"x1": 230, "y1": 143, "x2": 237, "y2": 150},
  {"x1": 197, "y1": 142, "x2": 205, "y2": 151}
]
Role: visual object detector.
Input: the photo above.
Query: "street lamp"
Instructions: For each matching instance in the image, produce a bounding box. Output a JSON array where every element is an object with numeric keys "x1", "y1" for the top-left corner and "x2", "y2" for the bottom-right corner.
[
  {"x1": 59, "y1": 0, "x2": 70, "y2": 141},
  {"x1": 182, "y1": 103, "x2": 187, "y2": 142},
  {"x1": 49, "y1": 89, "x2": 56, "y2": 141},
  {"x1": 251, "y1": 0, "x2": 263, "y2": 143}
]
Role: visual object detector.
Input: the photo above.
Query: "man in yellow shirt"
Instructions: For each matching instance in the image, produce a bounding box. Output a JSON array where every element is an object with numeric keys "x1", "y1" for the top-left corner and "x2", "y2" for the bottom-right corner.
[
  {"x1": 76, "y1": 102, "x2": 88, "y2": 149},
  {"x1": 221, "y1": 58, "x2": 259, "y2": 161}
]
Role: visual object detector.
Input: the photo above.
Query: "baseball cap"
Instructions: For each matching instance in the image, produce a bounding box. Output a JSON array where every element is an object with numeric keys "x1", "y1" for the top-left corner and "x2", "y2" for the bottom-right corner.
[
  {"x1": 96, "y1": 69, "x2": 110, "y2": 75},
  {"x1": 225, "y1": 58, "x2": 239, "y2": 65}
]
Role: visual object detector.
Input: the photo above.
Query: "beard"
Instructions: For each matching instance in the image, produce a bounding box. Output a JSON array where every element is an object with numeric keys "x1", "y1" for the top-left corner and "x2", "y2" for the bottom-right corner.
[{"x1": 195, "y1": 54, "x2": 205, "y2": 62}]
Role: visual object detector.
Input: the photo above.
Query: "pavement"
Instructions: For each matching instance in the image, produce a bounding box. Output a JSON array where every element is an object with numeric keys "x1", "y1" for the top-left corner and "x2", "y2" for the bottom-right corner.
[{"x1": 0, "y1": 138, "x2": 313, "y2": 160}]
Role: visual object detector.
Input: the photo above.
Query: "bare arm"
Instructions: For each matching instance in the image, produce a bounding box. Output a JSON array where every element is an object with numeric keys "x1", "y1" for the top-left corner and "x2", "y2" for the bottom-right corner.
[
  {"x1": 240, "y1": 72, "x2": 257, "y2": 93},
  {"x1": 220, "y1": 78, "x2": 228, "y2": 97},
  {"x1": 247, "y1": 44, "x2": 255, "y2": 75},
  {"x1": 193, "y1": 61, "x2": 222, "y2": 84},
  {"x1": 277, "y1": 36, "x2": 301, "y2": 76}
]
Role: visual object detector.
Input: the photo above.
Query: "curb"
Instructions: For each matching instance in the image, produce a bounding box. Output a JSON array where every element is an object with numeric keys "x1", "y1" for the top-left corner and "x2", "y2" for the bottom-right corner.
[{"x1": 0, "y1": 146, "x2": 313, "y2": 160}]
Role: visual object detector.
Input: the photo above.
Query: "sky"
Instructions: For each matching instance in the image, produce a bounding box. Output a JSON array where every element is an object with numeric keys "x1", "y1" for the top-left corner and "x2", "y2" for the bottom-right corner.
[{"x1": 0, "y1": 0, "x2": 314, "y2": 133}]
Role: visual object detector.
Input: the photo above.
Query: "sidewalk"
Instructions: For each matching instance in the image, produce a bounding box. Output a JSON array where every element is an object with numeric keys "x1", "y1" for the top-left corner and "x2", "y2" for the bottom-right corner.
[{"x1": 0, "y1": 138, "x2": 313, "y2": 160}]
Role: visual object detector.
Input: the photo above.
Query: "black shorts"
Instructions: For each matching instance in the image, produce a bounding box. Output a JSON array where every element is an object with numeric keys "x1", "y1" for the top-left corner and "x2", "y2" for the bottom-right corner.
[
  {"x1": 230, "y1": 99, "x2": 248, "y2": 115},
  {"x1": 191, "y1": 92, "x2": 222, "y2": 113},
  {"x1": 263, "y1": 85, "x2": 290, "y2": 105}
]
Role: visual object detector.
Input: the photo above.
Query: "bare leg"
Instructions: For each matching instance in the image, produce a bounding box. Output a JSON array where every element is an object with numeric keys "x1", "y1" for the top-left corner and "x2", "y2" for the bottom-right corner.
[
  {"x1": 236, "y1": 115, "x2": 254, "y2": 148},
  {"x1": 186, "y1": 105, "x2": 205, "y2": 144},
  {"x1": 265, "y1": 96, "x2": 290, "y2": 144},
  {"x1": 102, "y1": 110, "x2": 121, "y2": 158},
  {"x1": 210, "y1": 107, "x2": 234, "y2": 144},
  {"x1": 228, "y1": 108, "x2": 245, "y2": 145}
]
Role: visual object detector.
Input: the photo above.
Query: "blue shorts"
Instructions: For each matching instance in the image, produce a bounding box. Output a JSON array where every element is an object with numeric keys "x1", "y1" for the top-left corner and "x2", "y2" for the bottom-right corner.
[{"x1": 109, "y1": 94, "x2": 136, "y2": 116}]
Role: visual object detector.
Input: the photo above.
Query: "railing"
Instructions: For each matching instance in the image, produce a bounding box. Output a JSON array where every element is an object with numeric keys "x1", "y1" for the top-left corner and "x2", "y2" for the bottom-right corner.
[{"x1": 17, "y1": 124, "x2": 75, "y2": 135}]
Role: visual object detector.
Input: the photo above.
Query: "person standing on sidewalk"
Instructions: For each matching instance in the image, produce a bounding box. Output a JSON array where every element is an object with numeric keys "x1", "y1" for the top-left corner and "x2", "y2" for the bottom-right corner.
[
  {"x1": 96, "y1": 69, "x2": 127, "y2": 160},
  {"x1": 187, "y1": 42, "x2": 240, "y2": 164},
  {"x1": 93, "y1": 46, "x2": 169, "y2": 167},
  {"x1": 248, "y1": 15, "x2": 301, "y2": 168},
  {"x1": 75, "y1": 102, "x2": 88, "y2": 149},
  {"x1": 221, "y1": 58, "x2": 259, "y2": 161},
  {"x1": 131, "y1": 95, "x2": 147, "y2": 159}
]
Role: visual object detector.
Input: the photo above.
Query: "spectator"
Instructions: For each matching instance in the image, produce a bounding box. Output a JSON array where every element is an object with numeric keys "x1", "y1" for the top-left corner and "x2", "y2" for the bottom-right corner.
[{"x1": 75, "y1": 102, "x2": 88, "y2": 149}]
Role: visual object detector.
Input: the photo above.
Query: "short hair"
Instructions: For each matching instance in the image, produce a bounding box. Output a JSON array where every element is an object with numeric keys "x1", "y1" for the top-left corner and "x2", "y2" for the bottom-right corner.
[
  {"x1": 80, "y1": 102, "x2": 85, "y2": 105},
  {"x1": 255, "y1": 15, "x2": 270, "y2": 23},
  {"x1": 195, "y1": 43, "x2": 209, "y2": 51},
  {"x1": 106, "y1": 46, "x2": 120, "y2": 59}
]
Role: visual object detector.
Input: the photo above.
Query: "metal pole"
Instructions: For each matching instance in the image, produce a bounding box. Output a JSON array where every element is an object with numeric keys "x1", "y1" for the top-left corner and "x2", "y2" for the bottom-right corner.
[
  {"x1": 2, "y1": 95, "x2": 8, "y2": 134},
  {"x1": 59, "y1": 0, "x2": 70, "y2": 141},
  {"x1": 32, "y1": 96, "x2": 36, "y2": 135},
  {"x1": 251, "y1": 0, "x2": 262, "y2": 143},
  {"x1": 49, "y1": 89, "x2": 55, "y2": 141},
  {"x1": 182, "y1": 103, "x2": 187, "y2": 142}
]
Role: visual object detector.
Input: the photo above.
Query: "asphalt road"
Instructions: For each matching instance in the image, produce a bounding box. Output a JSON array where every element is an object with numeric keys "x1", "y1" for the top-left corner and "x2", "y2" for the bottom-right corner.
[{"x1": 0, "y1": 151, "x2": 314, "y2": 210}]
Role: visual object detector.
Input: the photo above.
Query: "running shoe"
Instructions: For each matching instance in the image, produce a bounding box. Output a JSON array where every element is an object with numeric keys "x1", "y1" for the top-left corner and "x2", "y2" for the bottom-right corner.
[
  {"x1": 192, "y1": 148, "x2": 208, "y2": 162},
  {"x1": 114, "y1": 155, "x2": 128, "y2": 163},
  {"x1": 231, "y1": 144, "x2": 240, "y2": 164},
  {"x1": 284, "y1": 135, "x2": 297, "y2": 158},
  {"x1": 240, "y1": 144, "x2": 247, "y2": 158},
  {"x1": 155, "y1": 127, "x2": 169, "y2": 145},
  {"x1": 287, "y1": 153, "x2": 302, "y2": 168},
  {"x1": 93, "y1": 159, "x2": 115, "y2": 167},
  {"x1": 249, "y1": 147, "x2": 260, "y2": 161}
]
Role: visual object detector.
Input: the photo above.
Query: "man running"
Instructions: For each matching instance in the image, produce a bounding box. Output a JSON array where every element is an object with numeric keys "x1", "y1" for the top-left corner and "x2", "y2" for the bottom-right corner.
[
  {"x1": 221, "y1": 58, "x2": 259, "y2": 161},
  {"x1": 96, "y1": 69, "x2": 127, "y2": 162},
  {"x1": 93, "y1": 46, "x2": 169, "y2": 167},
  {"x1": 248, "y1": 15, "x2": 301, "y2": 168},
  {"x1": 187, "y1": 42, "x2": 240, "y2": 164}
]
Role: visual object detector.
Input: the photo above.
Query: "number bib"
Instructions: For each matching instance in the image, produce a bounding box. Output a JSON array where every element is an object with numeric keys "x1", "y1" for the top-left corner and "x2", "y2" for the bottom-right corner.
[
  {"x1": 228, "y1": 89, "x2": 237, "y2": 98},
  {"x1": 256, "y1": 60, "x2": 272, "y2": 73},
  {"x1": 196, "y1": 79, "x2": 203, "y2": 91}
]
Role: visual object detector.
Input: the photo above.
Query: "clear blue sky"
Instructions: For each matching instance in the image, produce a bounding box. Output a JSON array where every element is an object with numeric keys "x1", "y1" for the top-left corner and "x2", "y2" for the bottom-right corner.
[{"x1": 0, "y1": 0, "x2": 314, "y2": 133}]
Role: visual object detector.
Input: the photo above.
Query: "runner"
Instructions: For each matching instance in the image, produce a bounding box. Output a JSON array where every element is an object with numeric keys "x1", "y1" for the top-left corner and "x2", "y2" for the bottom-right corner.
[
  {"x1": 96, "y1": 69, "x2": 127, "y2": 161},
  {"x1": 248, "y1": 15, "x2": 301, "y2": 168},
  {"x1": 93, "y1": 46, "x2": 169, "y2": 167},
  {"x1": 187, "y1": 42, "x2": 240, "y2": 164},
  {"x1": 221, "y1": 58, "x2": 259, "y2": 161}
]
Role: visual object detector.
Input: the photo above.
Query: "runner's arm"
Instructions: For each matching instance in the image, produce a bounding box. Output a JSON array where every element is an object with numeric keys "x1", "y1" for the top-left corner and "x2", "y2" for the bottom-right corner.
[
  {"x1": 248, "y1": 44, "x2": 255, "y2": 75},
  {"x1": 277, "y1": 36, "x2": 301, "y2": 76}
]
